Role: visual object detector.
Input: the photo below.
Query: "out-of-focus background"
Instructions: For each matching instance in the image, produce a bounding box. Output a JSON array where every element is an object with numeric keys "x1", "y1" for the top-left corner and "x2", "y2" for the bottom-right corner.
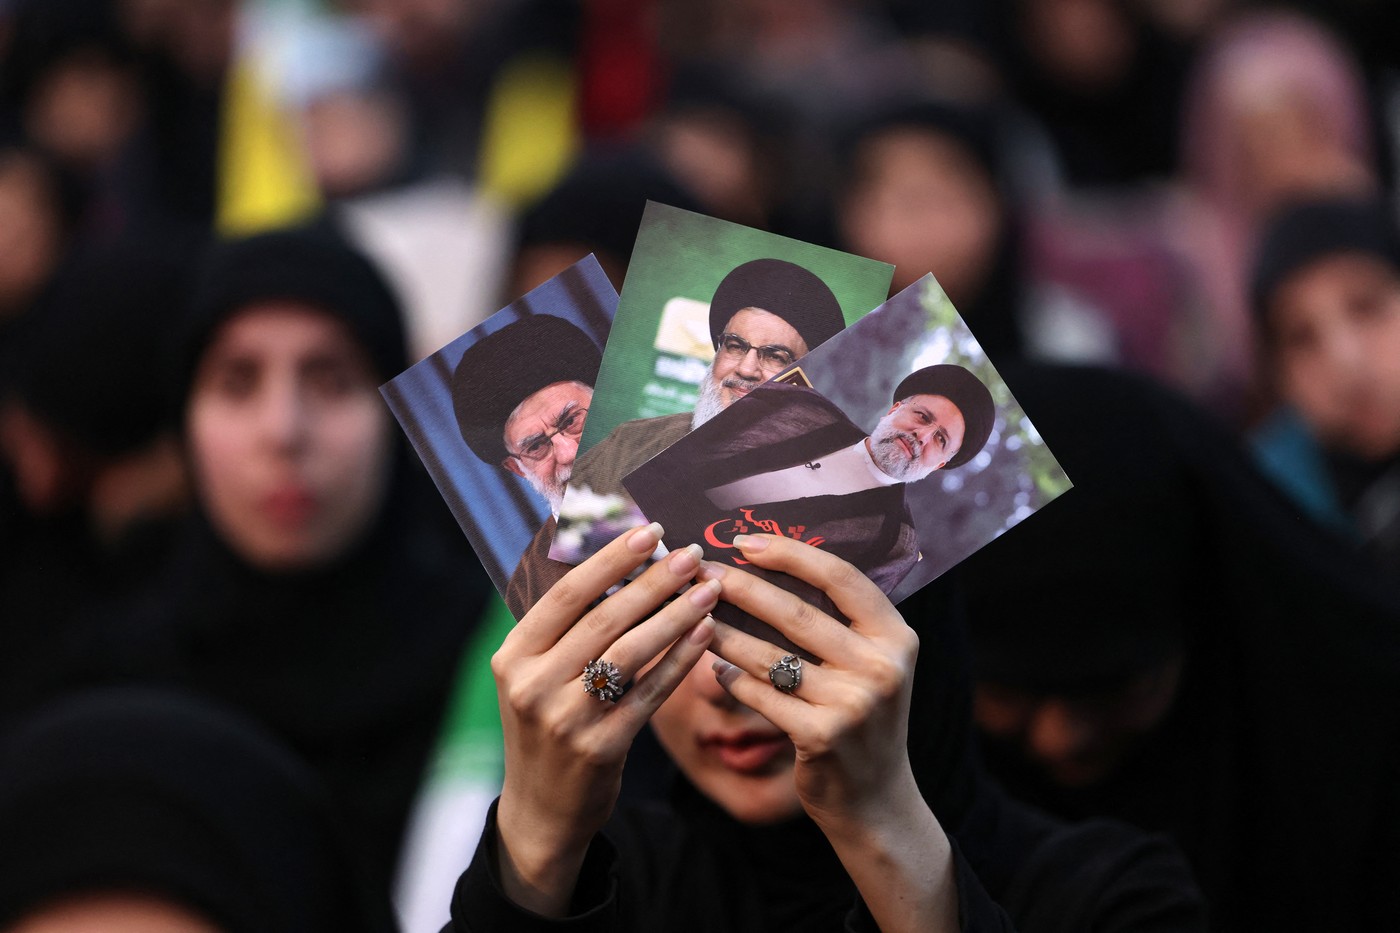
[{"x1": 1, "y1": 1, "x2": 1399, "y2": 931}]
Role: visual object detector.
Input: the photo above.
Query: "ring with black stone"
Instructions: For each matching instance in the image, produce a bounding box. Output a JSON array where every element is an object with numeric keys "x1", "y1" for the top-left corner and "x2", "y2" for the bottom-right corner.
[
  {"x1": 582, "y1": 659, "x2": 625, "y2": 703},
  {"x1": 768, "y1": 655, "x2": 803, "y2": 693}
]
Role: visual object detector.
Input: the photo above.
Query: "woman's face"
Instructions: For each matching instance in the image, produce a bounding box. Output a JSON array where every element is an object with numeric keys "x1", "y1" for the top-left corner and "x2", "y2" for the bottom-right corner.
[
  {"x1": 840, "y1": 127, "x2": 1002, "y2": 299},
  {"x1": 186, "y1": 302, "x2": 394, "y2": 571},
  {"x1": 647, "y1": 649, "x2": 804, "y2": 824},
  {"x1": 1270, "y1": 252, "x2": 1400, "y2": 460}
]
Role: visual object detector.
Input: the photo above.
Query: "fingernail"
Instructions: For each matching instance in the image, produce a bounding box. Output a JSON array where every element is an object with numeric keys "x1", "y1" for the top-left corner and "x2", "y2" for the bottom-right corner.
[
  {"x1": 712, "y1": 658, "x2": 737, "y2": 686},
  {"x1": 669, "y1": 543, "x2": 704, "y2": 574},
  {"x1": 688, "y1": 578, "x2": 721, "y2": 608},
  {"x1": 697, "y1": 561, "x2": 727, "y2": 581},
  {"x1": 688, "y1": 615, "x2": 715, "y2": 645},
  {"x1": 628, "y1": 522, "x2": 664, "y2": 553},
  {"x1": 732, "y1": 534, "x2": 768, "y2": 552}
]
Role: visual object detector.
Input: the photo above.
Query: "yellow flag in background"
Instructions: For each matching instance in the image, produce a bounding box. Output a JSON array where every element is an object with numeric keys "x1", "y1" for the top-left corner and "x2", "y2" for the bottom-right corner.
[
  {"x1": 216, "y1": 55, "x2": 321, "y2": 236},
  {"x1": 476, "y1": 52, "x2": 578, "y2": 209}
]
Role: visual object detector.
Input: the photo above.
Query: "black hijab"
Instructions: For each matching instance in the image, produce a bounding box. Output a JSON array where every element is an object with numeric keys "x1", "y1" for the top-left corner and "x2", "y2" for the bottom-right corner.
[
  {"x1": 0, "y1": 687, "x2": 395, "y2": 933},
  {"x1": 109, "y1": 223, "x2": 492, "y2": 891},
  {"x1": 835, "y1": 98, "x2": 1027, "y2": 359},
  {"x1": 0, "y1": 234, "x2": 195, "y2": 727},
  {"x1": 604, "y1": 552, "x2": 1206, "y2": 931},
  {"x1": 959, "y1": 362, "x2": 1400, "y2": 931}
]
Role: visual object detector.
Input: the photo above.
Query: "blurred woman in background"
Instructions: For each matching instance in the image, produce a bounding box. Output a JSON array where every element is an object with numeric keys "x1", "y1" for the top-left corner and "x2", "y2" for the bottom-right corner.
[{"x1": 108, "y1": 223, "x2": 491, "y2": 896}]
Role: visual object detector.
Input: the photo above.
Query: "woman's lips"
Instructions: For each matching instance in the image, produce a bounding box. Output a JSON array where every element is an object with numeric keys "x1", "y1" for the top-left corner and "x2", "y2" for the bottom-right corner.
[
  {"x1": 703, "y1": 731, "x2": 791, "y2": 774},
  {"x1": 261, "y1": 486, "x2": 318, "y2": 526}
]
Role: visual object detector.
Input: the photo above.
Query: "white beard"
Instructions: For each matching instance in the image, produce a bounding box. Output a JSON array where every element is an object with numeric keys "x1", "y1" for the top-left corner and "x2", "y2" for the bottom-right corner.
[
  {"x1": 691, "y1": 372, "x2": 727, "y2": 429},
  {"x1": 517, "y1": 460, "x2": 570, "y2": 515},
  {"x1": 868, "y1": 412, "x2": 938, "y2": 483},
  {"x1": 691, "y1": 368, "x2": 761, "y2": 429}
]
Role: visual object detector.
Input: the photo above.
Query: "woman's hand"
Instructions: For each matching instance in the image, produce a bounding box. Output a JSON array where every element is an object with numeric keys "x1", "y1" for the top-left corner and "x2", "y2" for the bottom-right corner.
[
  {"x1": 491, "y1": 523, "x2": 720, "y2": 917},
  {"x1": 700, "y1": 533, "x2": 958, "y2": 933}
]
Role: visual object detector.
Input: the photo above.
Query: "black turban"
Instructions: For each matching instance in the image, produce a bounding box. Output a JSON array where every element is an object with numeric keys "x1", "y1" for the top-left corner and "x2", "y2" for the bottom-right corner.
[
  {"x1": 452, "y1": 315, "x2": 602, "y2": 465},
  {"x1": 707, "y1": 258, "x2": 845, "y2": 351},
  {"x1": 1251, "y1": 196, "x2": 1400, "y2": 334},
  {"x1": 893, "y1": 364, "x2": 995, "y2": 468},
  {"x1": 176, "y1": 222, "x2": 407, "y2": 407}
]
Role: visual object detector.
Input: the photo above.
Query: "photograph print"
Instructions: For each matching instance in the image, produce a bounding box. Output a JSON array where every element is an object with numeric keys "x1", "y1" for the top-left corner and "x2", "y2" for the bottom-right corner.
[
  {"x1": 624, "y1": 274, "x2": 1072, "y2": 654},
  {"x1": 381, "y1": 254, "x2": 616, "y2": 617},
  {"x1": 545, "y1": 200, "x2": 894, "y2": 586}
]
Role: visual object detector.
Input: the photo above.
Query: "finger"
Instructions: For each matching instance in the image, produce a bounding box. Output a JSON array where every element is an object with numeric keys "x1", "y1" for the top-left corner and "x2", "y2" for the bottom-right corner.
[
  {"x1": 709, "y1": 620, "x2": 840, "y2": 705},
  {"x1": 710, "y1": 657, "x2": 806, "y2": 733},
  {"x1": 602, "y1": 578, "x2": 723, "y2": 680},
  {"x1": 553, "y1": 543, "x2": 707, "y2": 668},
  {"x1": 725, "y1": 534, "x2": 903, "y2": 636},
  {"x1": 697, "y1": 559, "x2": 862, "y2": 663},
  {"x1": 511, "y1": 522, "x2": 665, "y2": 652},
  {"x1": 610, "y1": 613, "x2": 717, "y2": 731}
]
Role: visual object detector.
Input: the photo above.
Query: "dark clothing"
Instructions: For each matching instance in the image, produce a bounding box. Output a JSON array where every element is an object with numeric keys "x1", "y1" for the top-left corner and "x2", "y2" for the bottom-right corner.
[
  {"x1": 103, "y1": 466, "x2": 491, "y2": 893},
  {"x1": 0, "y1": 505, "x2": 174, "y2": 730},
  {"x1": 446, "y1": 562, "x2": 1206, "y2": 932},
  {"x1": 963, "y1": 363, "x2": 1400, "y2": 931},
  {"x1": 625, "y1": 383, "x2": 918, "y2": 654},
  {"x1": 449, "y1": 787, "x2": 1203, "y2": 933},
  {"x1": 0, "y1": 687, "x2": 396, "y2": 933}
]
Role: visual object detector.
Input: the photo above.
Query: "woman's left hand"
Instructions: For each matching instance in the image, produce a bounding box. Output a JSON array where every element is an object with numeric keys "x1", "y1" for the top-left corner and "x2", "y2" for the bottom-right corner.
[
  {"x1": 699, "y1": 533, "x2": 958, "y2": 932},
  {"x1": 699, "y1": 532, "x2": 923, "y2": 835}
]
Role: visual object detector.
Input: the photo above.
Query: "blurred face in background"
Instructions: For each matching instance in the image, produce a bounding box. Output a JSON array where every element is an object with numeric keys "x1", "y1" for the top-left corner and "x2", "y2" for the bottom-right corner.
[
  {"x1": 23, "y1": 50, "x2": 141, "y2": 172},
  {"x1": 840, "y1": 127, "x2": 1001, "y2": 299},
  {"x1": 1268, "y1": 252, "x2": 1400, "y2": 461},
  {"x1": 8, "y1": 892, "x2": 223, "y2": 933},
  {"x1": 975, "y1": 653, "x2": 1185, "y2": 788},
  {"x1": 0, "y1": 152, "x2": 64, "y2": 319},
  {"x1": 342, "y1": 0, "x2": 484, "y2": 68},
  {"x1": 186, "y1": 302, "x2": 394, "y2": 571}
]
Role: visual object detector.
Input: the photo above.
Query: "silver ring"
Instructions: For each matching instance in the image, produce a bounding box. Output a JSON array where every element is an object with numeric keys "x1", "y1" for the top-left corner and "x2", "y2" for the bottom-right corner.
[
  {"x1": 582, "y1": 659, "x2": 625, "y2": 703},
  {"x1": 768, "y1": 655, "x2": 803, "y2": 693}
]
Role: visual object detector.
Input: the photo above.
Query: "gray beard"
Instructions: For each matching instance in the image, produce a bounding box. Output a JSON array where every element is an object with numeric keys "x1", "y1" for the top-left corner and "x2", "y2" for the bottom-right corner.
[
  {"x1": 691, "y1": 372, "x2": 727, "y2": 429},
  {"x1": 518, "y1": 461, "x2": 569, "y2": 514},
  {"x1": 868, "y1": 423, "x2": 936, "y2": 483},
  {"x1": 692, "y1": 370, "x2": 762, "y2": 429}
]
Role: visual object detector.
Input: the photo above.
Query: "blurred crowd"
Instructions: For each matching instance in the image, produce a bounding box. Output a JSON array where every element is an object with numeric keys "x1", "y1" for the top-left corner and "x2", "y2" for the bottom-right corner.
[{"x1": 0, "y1": 0, "x2": 1398, "y2": 930}]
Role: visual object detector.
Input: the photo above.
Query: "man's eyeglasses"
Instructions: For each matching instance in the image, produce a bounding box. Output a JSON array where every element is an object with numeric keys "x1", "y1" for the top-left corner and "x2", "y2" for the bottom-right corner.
[
  {"x1": 715, "y1": 333, "x2": 796, "y2": 371},
  {"x1": 509, "y1": 407, "x2": 588, "y2": 461}
]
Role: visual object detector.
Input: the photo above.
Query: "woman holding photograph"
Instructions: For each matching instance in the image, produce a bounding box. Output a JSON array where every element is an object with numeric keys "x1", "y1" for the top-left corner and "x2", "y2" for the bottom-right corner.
[{"x1": 448, "y1": 526, "x2": 1205, "y2": 931}]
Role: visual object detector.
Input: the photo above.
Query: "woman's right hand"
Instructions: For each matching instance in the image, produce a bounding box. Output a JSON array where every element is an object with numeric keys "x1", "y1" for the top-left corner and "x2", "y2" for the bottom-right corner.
[{"x1": 491, "y1": 523, "x2": 720, "y2": 916}]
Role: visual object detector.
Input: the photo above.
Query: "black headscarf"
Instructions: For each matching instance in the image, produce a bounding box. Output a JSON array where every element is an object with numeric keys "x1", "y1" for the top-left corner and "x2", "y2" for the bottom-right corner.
[
  {"x1": 107, "y1": 222, "x2": 492, "y2": 893},
  {"x1": 835, "y1": 98, "x2": 1026, "y2": 359},
  {"x1": 957, "y1": 362, "x2": 1400, "y2": 930},
  {"x1": 9, "y1": 234, "x2": 196, "y2": 456},
  {"x1": 599, "y1": 556, "x2": 1207, "y2": 931},
  {"x1": 514, "y1": 146, "x2": 702, "y2": 278},
  {"x1": 175, "y1": 223, "x2": 408, "y2": 403},
  {"x1": 0, "y1": 688, "x2": 395, "y2": 933},
  {"x1": 1250, "y1": 196, "x2": 1400, "y2": 339},
  {"x1": 0, "y1": 235, "x2": 196, "y2": 728}
]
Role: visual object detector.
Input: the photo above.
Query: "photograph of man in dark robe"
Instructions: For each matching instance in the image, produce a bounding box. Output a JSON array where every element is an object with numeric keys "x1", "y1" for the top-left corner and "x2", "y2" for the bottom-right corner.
[
  {"x1": 450, "y1": 315, "x2": 602, "y2": 615},
  {"x1": 509, "y1": 257, "x2": 848, "y2": 617},
  {"x1": 624, "y1": 364, "x2": 995, "y2": 655}
]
